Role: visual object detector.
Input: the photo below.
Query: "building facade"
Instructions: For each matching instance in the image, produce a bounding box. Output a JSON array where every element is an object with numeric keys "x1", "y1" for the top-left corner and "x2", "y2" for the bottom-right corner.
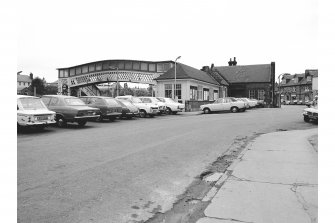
[
  {"x1": 17, "y1": 73, "x2": 33, "y2": 94},
  {"x1": 279, "y1": 69, "x2": 317, "y2": 103},
  {"x1": 155, "y1": 63, "x2": 222, "y2": 105}
]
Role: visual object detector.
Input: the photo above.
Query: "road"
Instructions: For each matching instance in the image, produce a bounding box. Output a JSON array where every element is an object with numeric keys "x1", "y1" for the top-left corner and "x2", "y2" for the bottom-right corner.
[{"x1": 17, "y1": 105, "x2": 316, "y2": 223}]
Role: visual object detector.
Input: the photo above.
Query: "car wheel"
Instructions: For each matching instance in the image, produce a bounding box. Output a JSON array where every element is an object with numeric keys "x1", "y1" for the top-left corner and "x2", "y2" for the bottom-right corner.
[
  {"x1": 231, "y1": 107, "x2": 238, "y2": 113},
  {"x1": 56, "y1": 116, "x2": 67, "y2": 128},
  {"x1": 97, "y1": 115, "x2": 104, "y2": 122},
  {"x1": 139, "y1": 110, "x2": 147, "y2": 118},
  {"x1": 166, "y1": 107, "x2": 172, "y2": 115},
  {"x1": 78, "y1": 120, "x2": 87, "y2": 126},
  {"x1": 203, "y1": 108, "x2": 211, "y2": 114},
  {"x1": 303, "y1": 115, "x2": 310, "y2": 123}
]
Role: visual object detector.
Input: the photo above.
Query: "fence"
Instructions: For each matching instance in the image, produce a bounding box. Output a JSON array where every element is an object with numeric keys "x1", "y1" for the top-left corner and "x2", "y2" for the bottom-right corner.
[{"x1": 185, "y1": 100, "x2": 214, "y2": 112}]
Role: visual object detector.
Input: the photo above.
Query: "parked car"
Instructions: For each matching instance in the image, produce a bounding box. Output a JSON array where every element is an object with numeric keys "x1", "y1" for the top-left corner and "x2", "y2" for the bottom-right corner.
[
  {"x1": 284, "y1": 100, "x2": 291, "y2": 105},
  {"x1": 139, "y1": 97, "x2": 166, "y2": 114},
  {"x1": 303, "y1": 105, "x2": 318, "y2": 123},
  {"x1": 248, "y1": 98, "x2": 259, "y2": 108},
  {"x1": 17, "y1": 95, "x2": 56, "y2": 130},
  {"x1": 115, "y1": 99, "x2": 139, "y2": 119},
  {"x1": 115, "y1": 95, "x2": 158, "y2": 118},
  {"x1": 156, "y1": 97, "x2": 185, "y2": 114},
  {"x1": 297, "y1": 100, "x2": 303, "y2": 105},
  {"x1": 80, "y1": 96, "x2": 122, "y2": 121},
  {"x1": 200, "y1": 97, "x2": 246, "y2": 114},
  {"x1": 41, "y1": 95, "x2": 100, "y2": 127}
]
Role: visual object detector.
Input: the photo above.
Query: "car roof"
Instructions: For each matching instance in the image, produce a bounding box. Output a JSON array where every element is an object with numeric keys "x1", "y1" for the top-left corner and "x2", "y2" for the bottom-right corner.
[
  {"x1": 43, "y1": 95, "x2": 77, "y2": 98},
  {"x1": 80, "y1": 96, "x2": 114, "y2": 99},
  {"x1": 17, "y1": 95, "x2": 39, "y2": 99}
]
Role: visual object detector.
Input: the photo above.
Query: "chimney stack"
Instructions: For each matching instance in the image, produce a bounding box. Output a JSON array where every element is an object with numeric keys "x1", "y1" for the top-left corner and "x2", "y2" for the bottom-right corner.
[
  {"x1": 29, "y1": 72, "x2": 33, "y2": 80},
  {"x1": 228, "y1": 58, "x2": 233, "y2": 66},
  {"x1": 232, "y1": 57, "x2": 237, "y2": 66},
  {"x1": 201, "y1": 66, "x2": 210, "y2": 72},
  {"x1": 211, "y1": 63, "x2": 214, "y2": 70}
]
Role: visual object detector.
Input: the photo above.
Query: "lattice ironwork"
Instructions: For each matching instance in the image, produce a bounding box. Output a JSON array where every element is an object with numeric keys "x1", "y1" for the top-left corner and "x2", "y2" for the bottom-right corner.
[{"x1": 61, "y1": 70, "x2": 162, "y2": 88}]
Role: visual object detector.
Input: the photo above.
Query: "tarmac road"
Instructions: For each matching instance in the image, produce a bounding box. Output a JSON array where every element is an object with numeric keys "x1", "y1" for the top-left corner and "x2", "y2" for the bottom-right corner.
[{"x1": 17, "y1": 105, "x2": 316, "y2": 223}]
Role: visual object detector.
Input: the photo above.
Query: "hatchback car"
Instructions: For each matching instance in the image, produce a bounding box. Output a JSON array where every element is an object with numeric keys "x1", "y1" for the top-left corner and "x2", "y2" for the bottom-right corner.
[
  {"x1": 200, "y1": 97, "x2": 246, "y2": 114},
  {"x1": 80, "y1": 96, "x2": 122, "y2": 121},
  {"x1": 17, "y1": 95, "x2": 56, "y2": 130},
  {"x1": 139, "y1": 97, "x2": 166, "y2": 114},
  {"x1": 116, "y1": 95, "x2": 158, "y2": 118},
  {"x1": 42, "y1": 95, "x2": 100, "y2": 127}
]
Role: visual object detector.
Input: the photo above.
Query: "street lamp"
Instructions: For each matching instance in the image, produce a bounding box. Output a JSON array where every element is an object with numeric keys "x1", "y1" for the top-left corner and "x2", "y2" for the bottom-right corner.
[
  {"x1": 277, "y1": 73, "x2": 285, "y2": 108},
  {"x1": 174, "y1": 56, "x2": 181, "y2": 101},
  {"x1": 109, "y1": 66, "x2": 119, "y2": 97}
]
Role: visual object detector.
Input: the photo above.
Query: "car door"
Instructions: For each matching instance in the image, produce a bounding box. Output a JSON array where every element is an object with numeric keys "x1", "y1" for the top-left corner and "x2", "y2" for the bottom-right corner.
[
  {"x1": 222, "y1": 98, "x2": 232, "y2": 110},
  {"x1": 211, "y1": 98, "x2": 223, "y2": 111}
]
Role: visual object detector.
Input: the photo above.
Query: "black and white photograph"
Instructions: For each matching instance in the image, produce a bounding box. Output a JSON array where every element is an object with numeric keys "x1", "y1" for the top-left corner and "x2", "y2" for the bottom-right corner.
[{"x1": 3, "y1": 0, "x2": 333, "y2": 222}]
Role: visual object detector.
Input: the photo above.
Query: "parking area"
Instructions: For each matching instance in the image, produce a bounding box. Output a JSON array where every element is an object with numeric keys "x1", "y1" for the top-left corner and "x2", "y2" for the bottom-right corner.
[{"x1": 17, "y1": 106, "x2": 316, "y2": 223}]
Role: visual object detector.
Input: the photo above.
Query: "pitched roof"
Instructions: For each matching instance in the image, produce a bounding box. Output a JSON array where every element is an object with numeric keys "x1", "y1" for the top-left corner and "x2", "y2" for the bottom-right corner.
[
  {"x1": 207, "y1": 70, "x2": 229, "y2": 86},
  {"x1": 155, "y1": 63, "x2": 219, "y2": 85},
  {"x1": 17, "y1": 75, "x2": 32, "y2": 83},
  {"x1": 214, "y1": 64, "x2": 272, "y2": 83}
]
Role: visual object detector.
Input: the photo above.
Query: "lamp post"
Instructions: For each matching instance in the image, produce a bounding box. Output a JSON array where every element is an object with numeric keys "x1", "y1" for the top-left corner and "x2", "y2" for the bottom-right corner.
[
  {"x1": 109, "y1": 66, "x2": 119, "y2": 97},
  {"x1": 174, "y1": 56, "x2": 181, "y2": 101},
  {"x1": 277, "y1": 73, "x2": 285, "y2": 108}
]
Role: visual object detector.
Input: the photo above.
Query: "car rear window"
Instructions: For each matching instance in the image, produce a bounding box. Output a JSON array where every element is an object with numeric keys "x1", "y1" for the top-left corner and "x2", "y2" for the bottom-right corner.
[
  {"x1": 64, "y1": 98, "x2": 86, "y2": 105},
  {"x1": 19, "y1": 98, "x2": 47, "y2": 110}
]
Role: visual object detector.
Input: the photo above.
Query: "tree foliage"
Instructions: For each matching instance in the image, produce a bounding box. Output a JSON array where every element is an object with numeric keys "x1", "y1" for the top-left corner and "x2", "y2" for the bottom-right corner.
[{"x1": 28, "y1": 77, "x2": 45, "y2": 96}]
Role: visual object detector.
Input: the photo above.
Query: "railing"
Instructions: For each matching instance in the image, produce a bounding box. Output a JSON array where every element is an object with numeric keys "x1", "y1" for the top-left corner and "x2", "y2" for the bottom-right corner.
[
  {"x1": 80, "y1": 85, "x2": 101, "y2": 96},
  {"x1": 185, "y1": 100, "x2": 215, "y2": 112}
]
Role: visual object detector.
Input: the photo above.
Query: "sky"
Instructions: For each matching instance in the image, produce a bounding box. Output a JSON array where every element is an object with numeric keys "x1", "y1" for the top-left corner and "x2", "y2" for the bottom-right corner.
[{"x1": 17, "y1": 0, "x2": 318, "y2": 83}]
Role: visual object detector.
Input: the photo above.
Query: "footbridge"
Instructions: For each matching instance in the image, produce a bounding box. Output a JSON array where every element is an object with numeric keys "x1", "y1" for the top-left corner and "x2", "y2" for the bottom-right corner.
[{"x1": 57, "y1": 59, "x2": 174, "y2": 96}]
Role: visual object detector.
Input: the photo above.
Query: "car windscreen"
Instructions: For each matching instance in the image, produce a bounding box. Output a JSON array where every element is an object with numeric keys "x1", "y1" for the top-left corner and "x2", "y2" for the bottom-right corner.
[
  {"x1": 105, "y1": 98, "x2": 119, "y2": 106},
  {"x1": 64, "y1": 98, "x2": 86, "y2": 106},
  {"x1": 156, "y1": 98, "x2": 165, "y2": 102},
  {"x1": 230, "y1": 98, "x2": 237, "y2": 102},
  {"x1": 19, "y1": 98, "x2": 47, "y2": 110},
  {"x1": 120, "y1": 100, "x2": 133, "y2": 107}
]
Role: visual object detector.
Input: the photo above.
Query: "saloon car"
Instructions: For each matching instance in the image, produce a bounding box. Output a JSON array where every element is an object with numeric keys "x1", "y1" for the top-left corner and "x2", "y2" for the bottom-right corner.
[
  {"x1": 41, "y1": 95, "x2": 100, "y2": 127},
  {"x1": 17, "y1": 95, "x2": 56, "y2": 130},
  {"x1": 303, "y1": 106, "x2": 318, "y2": 123},
  {"x1": 156, "y1": 97, "x2": 185, "y2": 114},
  {"x1": 200, "y1": 97, "x2": 246, "y2": 114},
  {"x1": 80, "y1": 96, "x2": 122, "y2": 121},
  {"x1": 115, "y1": 95, "x2": 158, "y2": 118}
]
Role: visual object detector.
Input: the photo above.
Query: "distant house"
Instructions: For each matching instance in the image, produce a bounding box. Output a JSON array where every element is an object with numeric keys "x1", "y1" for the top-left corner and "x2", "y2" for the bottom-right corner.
[
  {"x1": 155, "y1": 63, "x2": 222, "y2": 104},
  {"x1": 17, "y1": 73, "x2": 33, "y2": 94},
  {"x1": 279, "y1": 69, "x2": 317, "y2": 103}
]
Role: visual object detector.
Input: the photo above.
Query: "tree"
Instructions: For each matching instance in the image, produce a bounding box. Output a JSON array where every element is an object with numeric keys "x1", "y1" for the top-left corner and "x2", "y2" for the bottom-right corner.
[
  {"x1": 44, "y1": 85, "x2": 58, "y2": 95},
  {"x1": 28, "y1": 77, "x2": 45, "y2": 96}
]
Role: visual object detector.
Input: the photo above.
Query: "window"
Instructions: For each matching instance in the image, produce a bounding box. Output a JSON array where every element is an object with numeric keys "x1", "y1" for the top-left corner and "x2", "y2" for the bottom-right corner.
[
  {"x1": 133, "y1": 62, "x2": 140, "y2": 70},
  {"x1": 70, "y1": 68, "x2": 75, "y2": 76},
  {"x1": 82, "y1": 66, "x2": 88, "y2": 74},
  {"x1": 249, "y1": 90, "x2": 256, "y2": 99},
  {"x1": 176, "y1": 84, "x2": 181, "y2": 100},
  {"x1": 89, "y1": 64, "x2": 95, "y2": 72},
  {"x1": 59, "y1": 70, "x2": 64, "y2": 78},
  {"x1": 125, "y1": 62, "x2": 132, "y2": 70},
  {"x1": 118, "y1": 62, "x2": 124, "y2": 69},
  {"x1": 140, "y1": 63, "x2": 148, "y2": 71},
  {"x1": 163, "y1": 63, "x2": 171, "y2": 71},
  {"x1": 96, "y1": 63, "x2": 102, "y2": 71},
  {"x1": 75, "y1": 67, "x2": 82, "y2": 75},
  {"x1": 197, "y1": 86, "x2": 203, "y2": 100},
  {"x1": 203, "y1": 88, "x2": 209, "y2": 101},
  {"x1": 258, "y1": 90, "x2": 265, "y2": 100},
  {"x1": 165, "y1": 84, "x2": 172, "y2": 98},
  {"x1": 142, "y1": 98, "x2": 152, "y2": 103},
  {"x1": 49, "y1": 97, "x2": 59, "y2": 106},
  {"x1": 157, "y1": 63, "x2": 164, "y2": 72},
  {"x1": 214, "y1": 90, "x2": 218, "y2": 100},
  {"x1": 190, "y1": 86, "x2": 198, "y2": 100},
  {"x1": 64, "y1": 69, "x2": 69, "y2": 77},
  {"x1": 149, "y1": 64, "x2": 156, "y2": 72}
]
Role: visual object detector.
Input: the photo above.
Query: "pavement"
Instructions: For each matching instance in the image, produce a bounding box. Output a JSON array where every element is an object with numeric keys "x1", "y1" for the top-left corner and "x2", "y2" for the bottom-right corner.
[{"x1": 197, "y1": 128, "x2": 318, "y2": 223}]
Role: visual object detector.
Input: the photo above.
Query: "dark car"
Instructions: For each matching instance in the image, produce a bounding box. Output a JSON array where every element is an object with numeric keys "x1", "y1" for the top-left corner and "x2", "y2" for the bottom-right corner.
[
  {"x1": 41, "y1": 95, "x2": 100, "y2": 127},
  {"x1": 115, "y1": 99, "x2": 139, "y2": 119},
  {"x1": 80, "y1": 96, "x2": 122, "y2": 121}
]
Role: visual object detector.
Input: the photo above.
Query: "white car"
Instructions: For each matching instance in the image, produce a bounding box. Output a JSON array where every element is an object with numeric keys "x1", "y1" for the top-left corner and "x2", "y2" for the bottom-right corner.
[
  {"x1": 17, "y1": 95, "x2": 56, "y2": 130},
  {"x1": 303, "y1": 106, "x2": 318, "y2": 123},
  {"x1": 139, "y1": 97, "x2": 167, "y2": 114},
  {"x1": 200, "y1": 97, "x2": 246, "y2": 114},
  {"x1": 240, "y1": 98, "x2": 257, "y2": 108},
  {"x1": 156, "y1": 97, "x2": 185, "y2": 114},
  {"x1": 115, "y1": 95, "x2": 159, "y2": 118}
]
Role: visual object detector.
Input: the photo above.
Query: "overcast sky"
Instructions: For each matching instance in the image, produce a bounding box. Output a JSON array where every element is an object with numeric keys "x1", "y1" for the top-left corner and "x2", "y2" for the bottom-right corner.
[{"x1": 17, "y1": 0, "x2": 318, "y2": 82}]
